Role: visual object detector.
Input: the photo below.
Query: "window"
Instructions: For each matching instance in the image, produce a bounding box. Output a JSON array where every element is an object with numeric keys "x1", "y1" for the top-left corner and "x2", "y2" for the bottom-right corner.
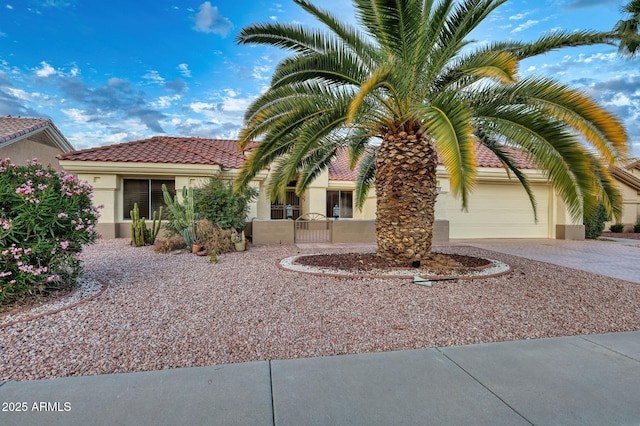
[
  {"x1": 123, "y1": 179, "x2": 175, "y2": 219},
  {"x1": 326, "y1": 190, "x2": 353, "y2": 218},
  {"x1": 271, "y1": 190, "x2": 300, "y2": 219}
]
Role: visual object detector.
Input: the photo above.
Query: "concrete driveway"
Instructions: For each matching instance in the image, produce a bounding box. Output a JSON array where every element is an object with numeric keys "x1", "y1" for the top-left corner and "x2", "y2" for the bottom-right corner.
[{"x1": 454, "y1": 238, "x2": 640, "y2": 284}]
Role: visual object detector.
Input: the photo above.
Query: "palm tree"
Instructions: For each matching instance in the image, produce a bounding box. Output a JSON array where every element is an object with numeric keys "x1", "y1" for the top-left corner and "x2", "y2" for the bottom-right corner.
[
  {"x1": 235, "y1": 0, "x2": 629, "y2": 264},
  {"x1": 614, "y1": 0, "x2": 640, "y2": 56}
]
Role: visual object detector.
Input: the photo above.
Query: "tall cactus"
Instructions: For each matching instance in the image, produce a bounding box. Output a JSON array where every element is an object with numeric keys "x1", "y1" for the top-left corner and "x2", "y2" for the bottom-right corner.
[
  {"x1": 130, "y1": 203, "x2": 163, "y2": 246},
  {"x1": 162, "y1": 184, "x2": 197, "y2": 248}
]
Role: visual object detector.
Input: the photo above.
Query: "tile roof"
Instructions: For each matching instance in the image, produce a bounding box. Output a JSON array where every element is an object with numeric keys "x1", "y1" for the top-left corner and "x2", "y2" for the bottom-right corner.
[
  {"x1": 0, "y1": 116, "x2": 54, "y2": 143},
  {"x1": 329, "y1": 148, "x2": 360, "y2": 181},
  {"x1": 59, "y1": 135, "x2": 537, "y2": 180},
  {"x1": 473, "y1": 142, "x2": 536, "y2": 169},
  {"x1": 328, "y1": 142, "x2": 537, "y2": 181},
  {"x1": 58, "y1": 136, "x2": 256, "y2": 169}
]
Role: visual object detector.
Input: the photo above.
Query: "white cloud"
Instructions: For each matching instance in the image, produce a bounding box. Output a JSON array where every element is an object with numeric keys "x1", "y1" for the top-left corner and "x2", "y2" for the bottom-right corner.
[
  {"x1": 603, "y1": 93, "x2": 631, "y2": 107},
  {"x1": 509, "y1": 12, "x2": 532, "y2": 20},
  {"x1": 34, "y1": 61, "x2": 58, "y2": 77},
  {"x1": 193, "y1": 2, "x2": 233, "y2": 37},
  {"x1": 252, "y1": 65, "x2": 271, "y2": 81},
  {"x1": 511, "y1": 20, "x2": 539, "y2": 34},
  {"x1": 6, "y1": 4, "x2": 13, "y2": 10},
  {"x1": 575, "y1": 52, "x2": 617, "y2": 64},
  {"x1": 151, "y1": 95, "x2": 181, "y2": 109},
  {"x1": 190, "y1": 101, "x2": 217, "y2": 113},
  {"x1": 269, "y1": 15, "x2": 277, "y2": 21},
  {"x1": 142, "y1": 70, "x2": 165, "y2": 84},
  {"x1": 61, "y1": 108, "x2": 92, "y2": 123},
  {"x1": 178, "y1": 63, "x2": 191, "y2": 78},
  {"x1": 6, "y1": 88, "x2": 34, "y2": 101},
  {"x1": 221, "y1": 95, "x2": 251, "y2": 112}
]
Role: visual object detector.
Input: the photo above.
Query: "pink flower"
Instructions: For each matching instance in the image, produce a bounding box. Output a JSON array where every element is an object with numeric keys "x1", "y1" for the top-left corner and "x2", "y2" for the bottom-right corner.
[{"x1": 60, "y1": 241, "x2": 70, "y2": 250}]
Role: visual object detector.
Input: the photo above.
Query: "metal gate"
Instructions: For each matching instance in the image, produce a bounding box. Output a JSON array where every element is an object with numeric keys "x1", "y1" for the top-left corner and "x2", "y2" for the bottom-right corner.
[{"x1": 294, "y1": 213, "x2": 332, "y2": 243}]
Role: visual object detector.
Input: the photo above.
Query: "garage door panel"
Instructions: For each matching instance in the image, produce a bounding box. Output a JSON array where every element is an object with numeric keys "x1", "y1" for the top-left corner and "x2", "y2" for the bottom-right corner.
[{"x1": 445, "y1": 183, "x2": 550, "y2": 239}]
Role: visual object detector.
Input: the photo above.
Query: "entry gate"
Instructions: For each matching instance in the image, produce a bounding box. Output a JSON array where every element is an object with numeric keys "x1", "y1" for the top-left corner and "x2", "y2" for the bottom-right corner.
[{"x1": 294, "y1": 213, "x2": 332, "y2": 243}]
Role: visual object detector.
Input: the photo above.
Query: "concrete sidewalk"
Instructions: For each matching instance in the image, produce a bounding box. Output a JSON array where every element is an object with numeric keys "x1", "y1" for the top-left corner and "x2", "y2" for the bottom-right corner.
[{"x1": 1, "y1": 331, "x2": 639, "y2": 425}]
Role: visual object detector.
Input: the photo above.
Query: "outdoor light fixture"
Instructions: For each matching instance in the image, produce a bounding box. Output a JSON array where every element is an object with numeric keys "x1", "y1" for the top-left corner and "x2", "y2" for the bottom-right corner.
[
  {"x1": 286, "y1": 204, "x2": 293, "y2": 219},
  {"x1": 333, "y1": 204, "x2": 340, "y2": 220}
]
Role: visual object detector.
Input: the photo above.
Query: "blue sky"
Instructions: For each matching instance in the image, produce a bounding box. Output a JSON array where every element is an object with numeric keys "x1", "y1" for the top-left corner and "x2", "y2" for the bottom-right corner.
[{"x1": 1, "y1": 0, "x2": 638, "y2": 156}]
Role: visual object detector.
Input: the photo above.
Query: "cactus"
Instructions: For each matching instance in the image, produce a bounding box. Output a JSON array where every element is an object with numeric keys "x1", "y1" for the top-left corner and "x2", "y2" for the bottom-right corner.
[
  {"x1": 149, "y1": 206, "x2": 163, "y2": 244},
  {"x1": 162, "y1": 184, "x2": 197, "y2": 248},
  {"x1": 130, "y1": 203, "x2": 163, "y2": 246},
  {"x1": 209, "y1": 250, "x2": 217, "y2": 263},
  {"x1": 130, "y1": 203, "x2": 146, "y2": 247}
]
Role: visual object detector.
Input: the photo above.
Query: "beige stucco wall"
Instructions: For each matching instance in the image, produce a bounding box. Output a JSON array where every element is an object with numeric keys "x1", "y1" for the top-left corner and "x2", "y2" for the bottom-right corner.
[
  {"x1": 252, "y1": 219, "x2": 295, "y2": 245},
  {"x1": 608, "y1": 177, "x2": 640, "y2": 231},
  {"x1": 0, "y1": 138, "x2": 66, "y2": 170},
  {"x1": 60, "y1": 156, "x2": 590, "y2": 242},
  {"x1": 60, "y1": 161, "x2": 224, "y2": 239}
]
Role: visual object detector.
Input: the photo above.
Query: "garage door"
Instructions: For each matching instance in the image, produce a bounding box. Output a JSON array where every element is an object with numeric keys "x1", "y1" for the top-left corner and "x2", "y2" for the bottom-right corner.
[{"x1": 444, "y1": 183, "x2": 551, "y2": 239}]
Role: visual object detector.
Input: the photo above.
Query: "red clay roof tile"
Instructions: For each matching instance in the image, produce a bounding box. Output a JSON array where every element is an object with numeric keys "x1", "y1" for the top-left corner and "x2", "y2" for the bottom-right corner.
[
  {"x1": 0, "y1": 116, "x2": 52, "y2": 143},
  {"x1": 59, "y1": 135, "x2": 536, "y2": 180},
  {"x1": 58, "y1": 136, "x2": 256, "y2": 169}
]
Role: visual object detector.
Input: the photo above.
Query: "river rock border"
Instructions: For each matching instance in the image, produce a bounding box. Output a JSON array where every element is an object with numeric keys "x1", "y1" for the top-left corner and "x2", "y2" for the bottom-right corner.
[{"x1": 279, "y1": 254, "x2": 511, "y2": 280}]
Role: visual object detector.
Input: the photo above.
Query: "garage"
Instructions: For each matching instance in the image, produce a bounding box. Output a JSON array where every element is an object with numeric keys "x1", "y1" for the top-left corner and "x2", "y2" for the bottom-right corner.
[{"x1": 441, "y1": 182, "x2": 552, "y2": 239}]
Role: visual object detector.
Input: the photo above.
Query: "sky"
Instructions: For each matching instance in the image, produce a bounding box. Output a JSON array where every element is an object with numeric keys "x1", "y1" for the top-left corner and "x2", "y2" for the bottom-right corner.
[{"x1": 1, "y1": 0, "x2": 639, "y2": 156}]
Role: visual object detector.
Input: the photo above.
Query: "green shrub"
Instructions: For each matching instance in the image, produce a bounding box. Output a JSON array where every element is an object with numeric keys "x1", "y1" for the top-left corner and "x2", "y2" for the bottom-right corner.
[
  {"x1": 194, "y1": 178, "x2": 258, "y2": 231},
  {"x1": 584, "y1": 202, "x2": 608, "y2": 239},
  {"x1": 609, "y1": 223, "x2": 624, "y2": 233},
  {"x1": 0, "y1": 158, "x2": 100, "y2": 304},
  {"x1": 634, "y1": 217, "x2": 640, "y2": 233}
]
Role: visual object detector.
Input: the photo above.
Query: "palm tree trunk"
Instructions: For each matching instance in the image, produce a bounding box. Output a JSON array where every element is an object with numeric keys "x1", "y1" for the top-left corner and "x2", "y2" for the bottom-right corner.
[{"x1": 375, "y1": 129, "x2": 438, "y2": 264}]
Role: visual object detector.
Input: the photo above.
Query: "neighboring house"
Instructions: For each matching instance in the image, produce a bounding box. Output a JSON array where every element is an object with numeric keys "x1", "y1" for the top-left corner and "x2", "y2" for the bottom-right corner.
[
  {"x1": 610, "y1": 158, "x2": 640, "y2": 231},
  {"x1": 0, "y1": 116, "x2": 74, "y2": 170},
  {"x1": 58, "y1": 135, "x2": 585, "y2": 241}
]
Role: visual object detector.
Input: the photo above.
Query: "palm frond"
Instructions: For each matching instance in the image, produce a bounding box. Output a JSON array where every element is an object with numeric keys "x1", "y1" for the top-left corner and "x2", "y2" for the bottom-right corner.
[
  {"x1": 415, "y1": 93, "x2": 476, "y2": 209},
  {"x1": 355, "y1": 151, "x2": 377, "y2": 209}
]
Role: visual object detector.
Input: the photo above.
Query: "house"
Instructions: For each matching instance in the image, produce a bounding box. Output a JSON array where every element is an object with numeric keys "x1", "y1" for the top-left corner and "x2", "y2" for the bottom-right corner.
[
  {"x1": 0, "y1": 116, "x2": 74, "y2": 170},
  {"x1": 58, "y1": 135, "x2": 586, "y2": 242},
  {"x1": 610, "y1": 159, "x2": 640, "y2": 231}
]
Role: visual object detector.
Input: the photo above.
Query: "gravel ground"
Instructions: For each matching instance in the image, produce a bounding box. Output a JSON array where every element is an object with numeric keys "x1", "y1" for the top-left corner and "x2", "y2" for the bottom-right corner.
[{"x1": 2, "y1": 238, "x2": 640, "y2": 382}]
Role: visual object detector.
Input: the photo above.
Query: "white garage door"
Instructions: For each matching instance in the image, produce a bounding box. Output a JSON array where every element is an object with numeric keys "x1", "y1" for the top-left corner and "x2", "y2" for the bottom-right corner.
[{"x1": 444, "y1": 183, "x2": 551, "y2": 239}]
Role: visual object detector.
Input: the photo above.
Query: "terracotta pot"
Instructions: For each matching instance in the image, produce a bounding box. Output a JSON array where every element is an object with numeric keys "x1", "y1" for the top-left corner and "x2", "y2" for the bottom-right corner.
[{"x1": 192, "y1": 244, "x2": 202, "y2": 254}]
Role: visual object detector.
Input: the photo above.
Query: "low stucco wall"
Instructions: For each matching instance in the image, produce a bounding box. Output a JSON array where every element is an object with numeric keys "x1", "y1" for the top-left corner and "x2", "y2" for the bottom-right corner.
[
  {"x1": 252, "y1": 220, "x2": 295, "y2": 245},
  {"x1": 556, "y1": 224, "x2": 585, "y2": 240},
  {"x1": 102, "y1": 218, "x2": 451, "y2": 245},
  {"x1": 331, "y1": 220, "x2": 376, "y2": 243}
]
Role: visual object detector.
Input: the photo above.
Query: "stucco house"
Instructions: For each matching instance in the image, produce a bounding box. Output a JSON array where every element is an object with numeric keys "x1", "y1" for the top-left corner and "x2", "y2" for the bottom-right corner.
[
  {"x1": 610, "y1": 159, "x2": 640, "y2": 231},
  {"x1": 58, "y1": 135, "x2": 587, "y2": 242},
  {"x1": 0, "y1": 116, "x2": 74, "y2": 170}
]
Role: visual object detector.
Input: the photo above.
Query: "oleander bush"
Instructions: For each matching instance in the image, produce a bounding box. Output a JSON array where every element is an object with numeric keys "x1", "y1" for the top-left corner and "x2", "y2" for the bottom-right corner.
[{"x1": 0, "y1": 158, "x2": 101, "y2": 305}]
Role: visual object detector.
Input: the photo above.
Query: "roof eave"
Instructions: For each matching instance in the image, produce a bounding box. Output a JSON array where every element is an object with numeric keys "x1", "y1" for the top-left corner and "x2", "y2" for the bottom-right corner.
[{"x1": 0, "y1": 122, "x2": 74, "y2": 152}]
